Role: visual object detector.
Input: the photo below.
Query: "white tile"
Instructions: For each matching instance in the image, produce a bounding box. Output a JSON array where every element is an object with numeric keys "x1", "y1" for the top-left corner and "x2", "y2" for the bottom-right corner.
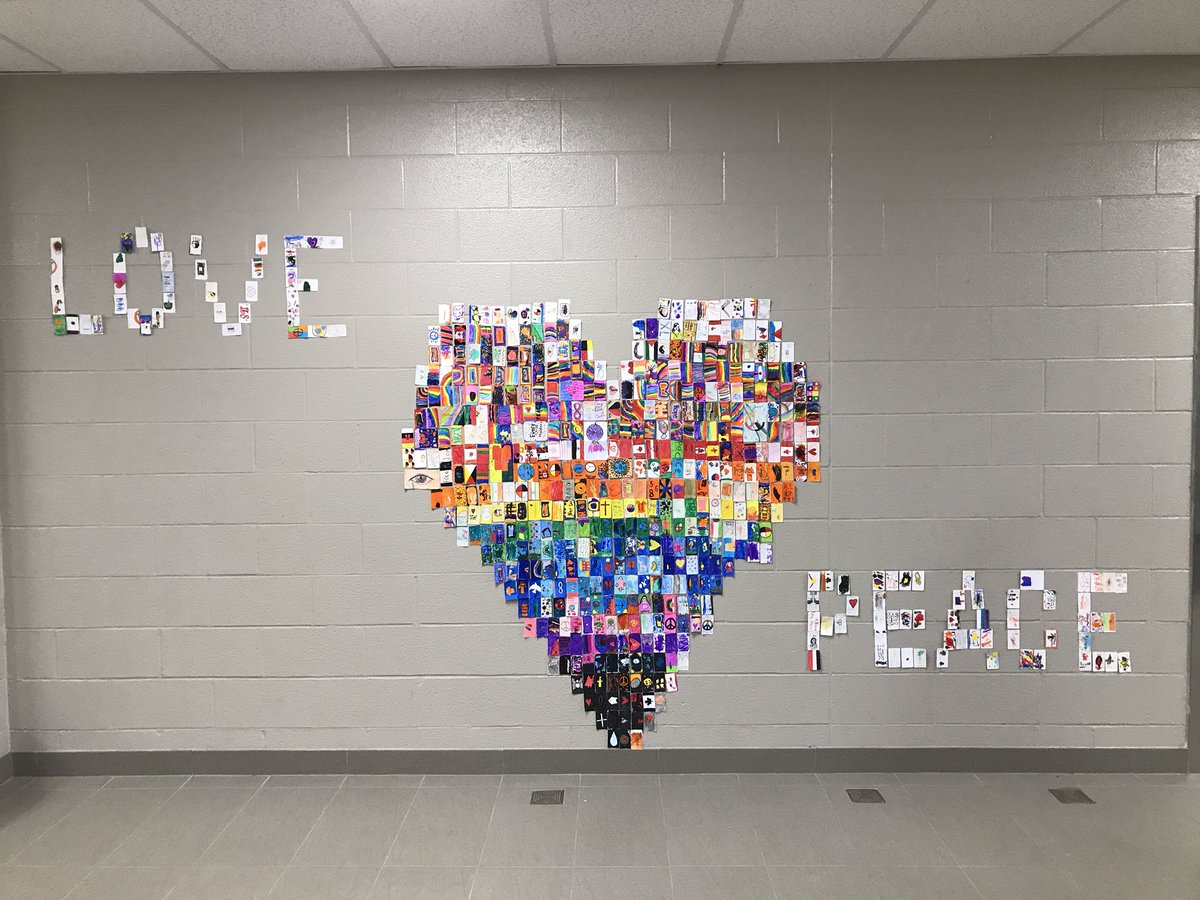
[
  {"x1": 352, "y1": 0, "x2": 549, "y2": 67},
  {"x1": 151, "y1": 0, "x2": 387, "y2": 70},
  {"x1": 0, "y1": 36, "x2": 57, "y2": 71},
  {"x1": 1062, "y1": 0, "x2": 1200, "y2": 54},
  {"x1": 727, "y1": 0, "x2": 928, "y2": 61},
  {"x1": 549, "y1": 0, "x2": 729, "y2": 64},
  {"x1": 894, "y1": 0, "x2": 1117, "y2": 58},
  {"x1": 0, "y1": 0, "x2": 220, "y2": 71}
]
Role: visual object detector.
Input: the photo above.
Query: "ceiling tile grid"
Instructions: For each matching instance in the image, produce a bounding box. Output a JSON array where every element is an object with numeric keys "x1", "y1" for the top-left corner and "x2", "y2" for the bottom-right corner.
[{"x1": 0, "y1": 1, "x2": 1197, "y2": 74}]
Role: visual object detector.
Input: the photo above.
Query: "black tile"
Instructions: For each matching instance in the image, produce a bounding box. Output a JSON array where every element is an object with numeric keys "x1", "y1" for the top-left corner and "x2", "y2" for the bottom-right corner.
[
  {"x1": 1048, "y1": 787, "x2": 1094, "y2": 804},
  {"x1": 847, "y1": 788, "x2": 886, "y2": 804}
]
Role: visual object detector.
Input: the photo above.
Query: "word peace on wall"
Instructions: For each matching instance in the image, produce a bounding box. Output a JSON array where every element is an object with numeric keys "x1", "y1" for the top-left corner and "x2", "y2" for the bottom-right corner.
[{"x1": 48, "y1": 230, "x2": 346, "y2": 340}]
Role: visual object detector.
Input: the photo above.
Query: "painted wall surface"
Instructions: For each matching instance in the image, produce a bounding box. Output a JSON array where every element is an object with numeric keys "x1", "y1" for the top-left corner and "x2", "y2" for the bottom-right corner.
[
  {"x1": 0, "y1": 58, "x2": 1194, "y2": 753},
  {"x1": 0, "y1": 505, "x2": 8, "y2": 759}
]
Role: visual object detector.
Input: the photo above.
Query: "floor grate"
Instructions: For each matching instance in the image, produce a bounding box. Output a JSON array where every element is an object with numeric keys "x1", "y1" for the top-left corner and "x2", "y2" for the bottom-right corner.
[
  {"x1": 1049, "y1": 787, "x2": 1094, "y2": 804},
  {"x1": 530, "y1": 789, "x2": 565, "y2": 805},
  {"x1": 846, "y1": 788, "x2": 885, "y2": 803}
]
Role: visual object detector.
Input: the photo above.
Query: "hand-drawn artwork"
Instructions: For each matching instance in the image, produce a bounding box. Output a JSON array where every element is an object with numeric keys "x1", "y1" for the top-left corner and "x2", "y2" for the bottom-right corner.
[
  {"x1": 119, "y1": 230, "x2": 174, "y2": 335},
  {"x1": 403, "y1": 299, "x2": 821, "y2": 748},
  {"x1": 283, "y1": 234, "x2": 346, "y2": 340},
  {"x1": 1078, "y1": 571, "x2": 1129, "y2": 673},
  {"x1": 49, "y1": 238, "x2": 104, "y2": 336}
]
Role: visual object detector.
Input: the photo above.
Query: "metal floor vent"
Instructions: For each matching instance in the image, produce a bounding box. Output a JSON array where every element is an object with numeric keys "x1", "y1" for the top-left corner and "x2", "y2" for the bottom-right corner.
[
  {"x1": 530, "y1": 789, "x2": 565, "y2": 805},
  {"x1": 846, "y1": 788, "x2": 885, "y2": 803},
  {"x1": 1049, "y1": 787, "x2": 1094, "y2": 804}
]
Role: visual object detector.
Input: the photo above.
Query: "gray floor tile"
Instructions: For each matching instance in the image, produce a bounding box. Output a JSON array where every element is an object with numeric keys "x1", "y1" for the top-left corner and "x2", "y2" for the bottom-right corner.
[
  {"x1": 904, "y1": 784, "x2": 1058, "y2": 866},
  {"x1": 579, "y1": 774, "x2": 660, "y2": 787},
  {"x1": 0, "y1": 769, "x2": 1195, "y2": 900},
  {"x1": 182, "y1": 776, "x2": 268, "y2": 790},
  {"x1": 264, "y1": 775, "x2": 347, "y2": 789},
  {"x1": 737, "y1": 772, "x2": 821, "y2": 785},
  {"x1": 267, "y1": 865, "x2": 380, "y2": 899},
  {"x1": 823, "y1": 788, "x2": 955, "y2": 867},
  {"x1": 741, "y1": 782, "x2": 844, "y2": 866},
  {"x1": 31, "y1": 777, "x2": 114, "y2": 791},
  {"x1": 367, "y1": 867, "x2": 475, "y2": 899},
  {"x1": 572, "y1": 866, "x2": 672, "y2": 900},
  {"x1": 963, "y1": 865, "x2": 1084, "y2": 900},
  {"x1": 973, "y1": 772, "x2": 1141, "y2": 786},
  {"x1": 478, "y1": 783, "x2": 578, "y2": 867},
  {"x1": 1080, "y1": 783, "x2": 1200, "y2": 825},
  {"x1": 419, "y1": 775, "x2": 500, "y2": 788},
  {"x1": 815, "y1": 772, "x2": 900, "y2": 787},
  {"x1": 1057, "y1": 862, "x2": 1197, "y2": 900},
  {"x1": 64, "y1": 865, "x2": 188, "y2": 900},
  {"x1": 893, "y1": 772, "x2": 982, "y2": 785},
  {"x1": 163, "y1": 864, "x2": 284, "y2": 900},
  {"x1": 1137, "y1": 773, "x2": 1200, "y2": 786},
  {"x1": 0, "y1": 785, "x2": 99, "y2": 863},
  {"x1": 500, "y1": 774, "x2": 581, "y2": 788},
  {"x1": 670, "y1": 865, "x2": 775, "y2": 900},
  {"x1": 1008, "y1": 786, "x2": 1200, "y2": 870},
  {"x1": 341, "y1": 776, "x2": 424, "y2": 788},
  {"x1": 769, "y1": 865, "x2": 979, "y2": 900},
  {"x1": 198, "y1": 788, "x2": 338, "y2": 867},
  {"x1": 576, "y1": 785, "x2": 669, "y2": 866},
  {"x1": 104, "y1": 788, "x2": 259, "y2": 867},
  {"x1": 660, "y1": 780, "x2": 765, "y2": 866},
  {"x1": 0, "y1": 865, "x2": 92, "y2": 900},
  {"x1": 0, "y1": 777, "x2": 35, "y2": 803},
  {"x1": 14, "y1": 787, "x2": 177, "y2": 866},
  {"x1": 385, "y1": 786, "x2": 497, "y2": 867},
  {"x1": 469, "y1": 867, "x2": 569, "y2": 900},
  {"x1": 660, "y1": 773, "x2": 740, "y2": 787},
  {"x1": 292, "y1": 788, "x2": 417, "y2": 867},
  {"x1": 104, "y1": 776, "x2": 192, "y2": 790}
]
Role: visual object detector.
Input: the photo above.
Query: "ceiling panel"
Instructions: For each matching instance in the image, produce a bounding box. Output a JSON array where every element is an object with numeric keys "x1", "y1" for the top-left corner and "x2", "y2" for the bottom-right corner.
[
  {"x1": 0, "y1": 36, "x2": 58, "y2": 72},
  {"x1": 1062, "y1": 0, "x2": 1200, "y2": 55},
  {"x1": 727, "y1": 0, "x2": 929, "y2": 62},
  {"x1": 549, "y1": 0, "x2": 731, "y2": 65},
  {"x1": 893, "y1": 0, "x2": 1118, "y2": 58},
  {"x1": 151, "y1": 0, "x2": 387, "y2": 70},
  {"x1": 0, "y1": 0, "x2": 220, "y2": 72},
  {"x1": 349, "y1": 0, "x2": 549, "y2": 67}
]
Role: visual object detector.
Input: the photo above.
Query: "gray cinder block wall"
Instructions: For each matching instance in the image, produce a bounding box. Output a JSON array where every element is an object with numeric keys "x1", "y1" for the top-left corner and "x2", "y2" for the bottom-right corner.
[
  {"x1": 0, "y1": 58, "x2": 1194, "y2": 754},
  {"x1": 0, "y1": 504, "x2": 8, "y2": 760}
]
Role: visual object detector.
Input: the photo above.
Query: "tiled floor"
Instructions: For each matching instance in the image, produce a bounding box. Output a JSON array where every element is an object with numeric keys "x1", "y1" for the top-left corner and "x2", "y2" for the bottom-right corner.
[{"x1": 0, "y1": 772, "x2": 1197, "y2": 899}]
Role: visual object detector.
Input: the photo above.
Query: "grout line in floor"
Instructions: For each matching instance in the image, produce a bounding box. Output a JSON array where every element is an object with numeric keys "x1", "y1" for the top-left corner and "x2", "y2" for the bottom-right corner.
[
  {"x1": 465, "y1": 776, "x2": 501, "y2": 900},
  {"x1": 94, "y1": 778, "x2": 190, "y2": 869},
  {"x1": 364, "y1": 776, "x2": 421, "y2": 897},
  {"x1": 161, "y1": 773, "x2": 271, "y2": 900},
  {"x1": 2, "y1": 776, "x2": 113, "y2": 865},
  {"x1": 262, "y1": 775, "x2": 347, "y2": 898}
]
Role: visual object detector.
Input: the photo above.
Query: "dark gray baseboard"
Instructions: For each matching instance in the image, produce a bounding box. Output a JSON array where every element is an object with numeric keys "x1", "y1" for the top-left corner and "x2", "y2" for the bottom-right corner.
[
  {"x1": 9, "y1": 747, "x2": 1188, "y2": 777},
  {"x1": 0, "y1": 754, "x2": 12, "y2": 781}
]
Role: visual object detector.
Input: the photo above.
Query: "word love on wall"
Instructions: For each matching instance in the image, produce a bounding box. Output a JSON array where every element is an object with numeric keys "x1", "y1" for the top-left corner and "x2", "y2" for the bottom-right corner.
[
  {"x1": 48, "y1": 231, "x2": 346, "y2": 340},
  {"x1": 403, "y1": 298, "x2": 821, "y2": 749}
]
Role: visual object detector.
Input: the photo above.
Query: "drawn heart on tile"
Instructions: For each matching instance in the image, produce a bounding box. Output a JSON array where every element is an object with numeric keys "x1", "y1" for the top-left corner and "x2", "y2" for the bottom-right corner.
[
  {"x1": 848, "y1": 596, "x2": 859, "y2": 611},
  {"x1": 403, "y1": 300, "x2": 822, "y2": 748}
]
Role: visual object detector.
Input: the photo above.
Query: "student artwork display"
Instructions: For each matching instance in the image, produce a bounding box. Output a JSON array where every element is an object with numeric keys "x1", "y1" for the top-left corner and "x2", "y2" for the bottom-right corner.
[
  {"x1": 403, "y1": 299, "x2": 821, "y2": 749},
  {"x1": 49, "y1": 238, "x2": 103, "y2": 336},
  {"x1": 47, "y1": 229, "x2": 346, "y2": 340},
  {"x1": 844, "y1": 568, "x2": 1129, "y2": 672},
  {"x1": 284, "y1": 234, "x2": 346, "y2": 340}
]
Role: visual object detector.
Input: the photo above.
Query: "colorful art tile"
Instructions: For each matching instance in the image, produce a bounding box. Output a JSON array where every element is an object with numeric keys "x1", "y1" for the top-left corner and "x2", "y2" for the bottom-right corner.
[{"x1": 403, "y1": 299, "x2": 820, "y2": 748}]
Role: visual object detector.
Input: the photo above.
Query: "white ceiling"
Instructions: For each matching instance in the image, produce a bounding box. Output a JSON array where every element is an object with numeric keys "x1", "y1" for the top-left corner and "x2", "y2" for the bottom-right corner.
[{"x1": 0, "y1": 0, "x2": 1196, "y2": 73}]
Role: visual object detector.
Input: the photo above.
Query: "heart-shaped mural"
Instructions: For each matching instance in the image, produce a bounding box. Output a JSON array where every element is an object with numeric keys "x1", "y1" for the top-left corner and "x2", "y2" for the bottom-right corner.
[{"x1": 402, "y1": 299, "x2": 821, "y2": 748}]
